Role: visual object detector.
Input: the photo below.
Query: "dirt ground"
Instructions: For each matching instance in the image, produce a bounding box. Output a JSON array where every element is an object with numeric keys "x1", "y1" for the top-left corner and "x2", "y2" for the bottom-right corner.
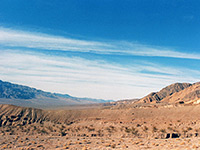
[
  {"x1": 1, "y1": 104, "x2": 200, "y2": 149},
  {"x1": 1, "y1": 135, "x2": 200, "y2": 149}
]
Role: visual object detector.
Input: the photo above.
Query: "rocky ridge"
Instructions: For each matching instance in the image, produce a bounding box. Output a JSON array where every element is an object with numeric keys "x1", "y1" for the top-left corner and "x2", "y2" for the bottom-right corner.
[
  {"x1": 162, "y1": 82, "x2": 200, "y2": 104},
  {"x1": 0, "y1": 104, "x2": 46, "y2": 127},
  {"x1": 139, "y1": 83, "x2": 192, "y2": 103}
]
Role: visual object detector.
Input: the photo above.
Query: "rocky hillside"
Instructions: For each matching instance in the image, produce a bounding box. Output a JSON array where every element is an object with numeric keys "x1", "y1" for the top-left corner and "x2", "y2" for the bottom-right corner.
[
  {"x1": 162, "y1": 82, "x2": 200, "y2": 104},
  {"x1": 0, "y1": 104, "x2": 46, "y2": 127},
  {"x1": 139, "y1": 83, "x2": 192, "y2": 103},
  {"x1": 0, "y1": 80, "x2": 111, "y2": 108}
]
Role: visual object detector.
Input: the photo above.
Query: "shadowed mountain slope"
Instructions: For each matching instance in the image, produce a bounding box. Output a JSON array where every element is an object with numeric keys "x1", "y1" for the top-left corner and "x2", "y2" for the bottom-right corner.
[
  {"x1": 139, "y1": 83, "x2": 192, "y2": 103},
  {"x1": 162, "y1": 82, "x2": 200, "y2": 104},
  {"x1": 0, "y1": 80, "x2": 111, "y2": 108}
]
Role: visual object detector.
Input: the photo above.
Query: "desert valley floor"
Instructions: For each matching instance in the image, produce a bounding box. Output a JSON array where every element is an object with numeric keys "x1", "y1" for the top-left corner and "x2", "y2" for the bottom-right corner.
[
  {"x1": 1, "y1": 103, "x2": 200, "y2": 150},
  {"x1": 1, "y1": 82, "x2": 200, "y2": 149}
]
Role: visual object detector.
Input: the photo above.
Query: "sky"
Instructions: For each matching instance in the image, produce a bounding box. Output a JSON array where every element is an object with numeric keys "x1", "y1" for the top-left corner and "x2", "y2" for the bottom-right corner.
[{"x1": 0, "y1": 0, "x2": 200, "y2": 100}]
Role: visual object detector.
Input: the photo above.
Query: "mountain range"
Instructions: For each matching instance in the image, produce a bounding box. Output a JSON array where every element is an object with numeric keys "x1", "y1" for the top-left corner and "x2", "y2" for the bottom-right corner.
[
  {"x1": 0, "y1": 80, "x2": 112, "y2": 108},
  {"x1": 1, "y1": 79, "x2": 200, "y2": 108}
]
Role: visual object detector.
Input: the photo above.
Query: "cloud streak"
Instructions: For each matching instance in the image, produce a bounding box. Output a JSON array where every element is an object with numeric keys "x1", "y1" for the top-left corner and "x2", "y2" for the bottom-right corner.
[
  {"x1": 1, "y1": 27, "x2": 200, "y2": 99},
  {"x1": 1, "y1": 27, "x2": 200, "y2": 59},
  {"x1": 0, "y1": 50, "x2": 199, "y2": 100}
]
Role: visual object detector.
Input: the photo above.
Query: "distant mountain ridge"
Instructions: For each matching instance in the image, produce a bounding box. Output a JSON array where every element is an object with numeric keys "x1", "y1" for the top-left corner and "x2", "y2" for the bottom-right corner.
[
  {"x1": 0, "y1": 80, "x2": 112, "y2": 108},
  {"x1": 0, "y1": 80, "x2": 56, "y2": 99}
]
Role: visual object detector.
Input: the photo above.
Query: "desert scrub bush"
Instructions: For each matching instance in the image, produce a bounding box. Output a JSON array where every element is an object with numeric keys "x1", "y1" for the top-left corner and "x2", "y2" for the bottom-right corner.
[
  {"x1": 131, "y1": 127, "x2": 139, "y2": 136},
  {"x1": 47, "y1": 126, "x2": 53, "y2": 132},
  {"x1": 136, "y1": 124, "x2": 141, "y2": 127},
  {"x1": 160, "y1": 129, "x2": 166, "y2": 133},
  {"x1": 143, "y1": 126, "x2": 148, "y2": 132},
  {"x1": 60, "y1": 131, "x2": 66, "y2": 136},
  {"x1": 167, "y1": 127, "x2": 173, "y2": 131},
  {"x1": 106, "y1": 125, "x2": 116, "y2": 133},
  {"x1": 109, "y1": 125, "x2": 115, "y2": 129},
  {"x1": 106, "y1": 127, "x2": 112, "y2": 133},
  {"x1": 110, "y1": 125, "x2": 116, "y2": 132},
  {"x1": 105, "y1": 143, "x2": 111, "y2": 147},
  {"x1": 40, "y1": 128, "x2": 48, "y2": 134},
  {"x1": 173, "y1": 129, "x2": 179, "y2": 132},
  {"x1": 124, "y1": 127, "x2": 138, "y2": 135},
  {"x1": 67, "y1": 127, "x2": 71, "y2": 131},
  {"x1": 111, "y1": 144, "x2": 116, "y2": 148},
  {"x1": 75, "y1": 128, "x2": 79, "y2": 132},
  {"x1": 97, "y1": 129, "x2": 102, "y2": 134},
  {"x1": 195, "y1": 129, "x2": 199, "y2": 132},
  {"x1": 152, "y1": 126, "x2": 158, "y2": 133},
  {"x1": 76, "y1": 127, "x2": 80, "y2": 131},
  {"x1": 87, "y1": 127, "x2": 95, "y2": 132},
  {"x1": 124, "y1": 127, "x2": 131, "y2": 133},
  {"x1": 5, "y1": 127, "x2": 11, "y2": 132},
  {"x1": 187, "y1": 127, "x2": 193, "y2": 131}
]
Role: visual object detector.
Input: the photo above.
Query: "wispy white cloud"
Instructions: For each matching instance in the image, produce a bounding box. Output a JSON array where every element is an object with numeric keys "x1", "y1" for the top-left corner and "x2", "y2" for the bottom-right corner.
[
  {"x1": 1, "y1": 27, "x2": 200, "y2": 59},
  {"x1": 0, "y1": 50, "x2": 199, "y2": 100},
  {"x1": 1, "y1": 27, "x2": 200, "y2": 99},
  {"x1": 0, "y1": 27, "x2": 112, "y2": 51}
]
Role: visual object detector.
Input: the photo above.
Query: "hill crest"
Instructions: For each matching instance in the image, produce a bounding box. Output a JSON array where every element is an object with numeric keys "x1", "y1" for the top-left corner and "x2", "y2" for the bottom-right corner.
[{"x1": 139, "y1": 82, "x2": 192, "y2": 103}]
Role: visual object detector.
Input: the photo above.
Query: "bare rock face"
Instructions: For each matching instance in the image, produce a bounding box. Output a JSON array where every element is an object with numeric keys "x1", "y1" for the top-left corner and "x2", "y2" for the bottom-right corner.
[{"x1": 139, "y1": 83, "x2": 192, "y2": 103}]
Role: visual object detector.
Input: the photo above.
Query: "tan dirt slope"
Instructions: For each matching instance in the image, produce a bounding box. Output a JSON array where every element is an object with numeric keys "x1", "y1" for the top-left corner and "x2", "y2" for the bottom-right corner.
[{"x1": 0, "y1": 104, "x2": 46, "y2": 126}]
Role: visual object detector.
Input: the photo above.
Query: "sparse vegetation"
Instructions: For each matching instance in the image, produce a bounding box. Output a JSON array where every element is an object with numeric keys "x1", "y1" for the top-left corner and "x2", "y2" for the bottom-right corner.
[
  {"x1": 105, "y1": 125, "x2": 116, "y2": 134},
  {"x1": 131, "y1": 127, "x2": 139, "y2": 136},
  {"x1": 187, "y1": 127, "x2": 193, "y2": 131},
  {"x1": 152, "y1": 126, "x2": 158, "y2": 133},
  {"x1": 87, "y1": 127, "x2": 95, "y2": 132},
  {"x1": 143, "y1": 126, "x2": 148, "y2": 132},
  {"x1": 125, "y1": 127, "x2": 131, "y2": 133},
  {"x1": 168, "y1": 127, "x2": 173, "y2": 131},
  {"x1": 160, "y1": 129, "x2": 166, "y2": 133},
  {"x1": 2, "y1": 89, "x2": 200, "y2": 150}
]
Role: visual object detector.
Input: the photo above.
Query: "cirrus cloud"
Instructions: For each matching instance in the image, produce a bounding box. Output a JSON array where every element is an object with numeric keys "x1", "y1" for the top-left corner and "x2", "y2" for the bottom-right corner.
[{"x1": 0, "y1": 27, "x2": 200, "y2": 59}]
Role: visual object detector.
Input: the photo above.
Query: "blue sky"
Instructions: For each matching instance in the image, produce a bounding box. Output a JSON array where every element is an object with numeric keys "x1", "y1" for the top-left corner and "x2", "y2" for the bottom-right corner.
[{"x1": 0, "y1": 0, "x2": 200, "y2": 100}]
